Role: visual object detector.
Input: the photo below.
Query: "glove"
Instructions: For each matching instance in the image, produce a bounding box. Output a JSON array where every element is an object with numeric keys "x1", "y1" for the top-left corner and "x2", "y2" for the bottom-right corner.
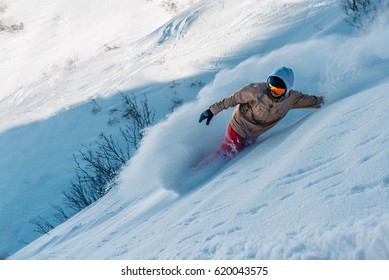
[{"x1": 199, "y1": 109, "x2": 214, "y2": 125}]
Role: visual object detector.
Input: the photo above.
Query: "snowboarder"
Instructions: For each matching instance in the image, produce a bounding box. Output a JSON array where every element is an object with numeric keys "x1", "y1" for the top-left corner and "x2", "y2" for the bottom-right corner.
[{"x1": 199, "y1": 66, "x2": 324, "y2": 159}]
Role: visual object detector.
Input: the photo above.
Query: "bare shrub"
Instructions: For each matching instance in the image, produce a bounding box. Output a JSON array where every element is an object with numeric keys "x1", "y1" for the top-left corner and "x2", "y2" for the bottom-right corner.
[
  {"x1": 29, "y1": 92, "x2": 155, "y2": 242},
  {"x1": 64, "y1": 93, "x2": 154, "y2": 212},
  {"x1": 340, "y1": 0, "x2": 387, "y2": 29},
  {"x1": 30, "y1": 93, "x2": 156, "y2": 234},
  {"x1": 0, "y1": 2, "x2": 24, "y2": 33},
  {"x1": 64, "y1": 134, "x2": 126, "y2": 212},
  {"x1": 89, "y1": 98, "x2": 102, "y2": 114},
  {"x1": 170, "y1": 97, "x2": 184, "y2": 112},
  {"x1": 119, "y1": 92, "x2": 155, "y2": 149},
  {"x1": 29, "y1": 217, "x2": 54, "y2": 235},
  {"x1": 0, "y1": 19, "x2": 24, "y2": 33}
]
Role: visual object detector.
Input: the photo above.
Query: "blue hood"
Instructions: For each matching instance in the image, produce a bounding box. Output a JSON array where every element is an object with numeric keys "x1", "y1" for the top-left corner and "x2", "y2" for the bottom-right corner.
[{"x1": 269, "y1": 66, "x2": 294, "y2": 93}]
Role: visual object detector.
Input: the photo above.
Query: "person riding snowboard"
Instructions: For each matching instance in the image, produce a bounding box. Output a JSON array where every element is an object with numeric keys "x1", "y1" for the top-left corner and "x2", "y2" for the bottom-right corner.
[{"x1": 199, "y1": 66, "x2": 324, "y2": 159}]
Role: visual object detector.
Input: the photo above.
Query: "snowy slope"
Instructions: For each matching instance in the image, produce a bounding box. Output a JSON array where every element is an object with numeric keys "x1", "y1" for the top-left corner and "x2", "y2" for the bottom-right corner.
[
  {"x1": 13, "y1": 86, "x2": 389, "y2": 259},
  {"x1": 1, "y1": 0, "x2": 201, "y2": 258},
  {"x1": 3, "y1": 0, "x2": 389, "y2": 259}
]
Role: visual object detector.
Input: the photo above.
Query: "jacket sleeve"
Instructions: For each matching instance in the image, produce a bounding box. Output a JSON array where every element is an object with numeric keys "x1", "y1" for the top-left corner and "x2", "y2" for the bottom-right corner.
[
  {"x1": 209, "y1": 85, "x2": 257, "y2": 115},
  {"x1": 288, "y1": 90, "x2": 323, "y2": 109}
]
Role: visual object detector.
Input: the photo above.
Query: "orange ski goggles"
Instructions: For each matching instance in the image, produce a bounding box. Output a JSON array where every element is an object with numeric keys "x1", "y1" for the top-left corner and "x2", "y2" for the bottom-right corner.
[{"x1": 268, "y1": 83, "x2": 286, "y2": 95}]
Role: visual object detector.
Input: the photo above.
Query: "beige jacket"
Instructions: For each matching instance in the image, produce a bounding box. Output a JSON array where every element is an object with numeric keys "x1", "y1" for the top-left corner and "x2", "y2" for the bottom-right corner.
[{"x1": 209, "y1": 82, "x2": 323, "y2": 140}]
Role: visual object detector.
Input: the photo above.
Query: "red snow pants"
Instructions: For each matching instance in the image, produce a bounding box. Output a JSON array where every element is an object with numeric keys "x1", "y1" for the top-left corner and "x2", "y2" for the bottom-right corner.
[
  {"x1": 220, "y1": 124, "x2": 255, "y2": 159},
  {"x1": 198, "y1": 124, "x2": 256, "y2": 168}
]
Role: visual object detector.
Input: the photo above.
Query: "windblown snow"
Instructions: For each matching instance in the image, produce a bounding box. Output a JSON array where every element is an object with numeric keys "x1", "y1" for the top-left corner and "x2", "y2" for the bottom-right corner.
[{"x1": 1, "y1": 0, "x2": 388, "y2": 259}]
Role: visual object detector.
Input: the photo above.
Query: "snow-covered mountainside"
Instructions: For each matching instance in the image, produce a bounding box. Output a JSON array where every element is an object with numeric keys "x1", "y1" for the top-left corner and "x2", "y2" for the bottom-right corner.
[
  {"x1": 2, "y1": 0, "x2": 389, "y2": 259},
  {"x1": 1, "y1": 0, "x2": 202, "y2": 258}
]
